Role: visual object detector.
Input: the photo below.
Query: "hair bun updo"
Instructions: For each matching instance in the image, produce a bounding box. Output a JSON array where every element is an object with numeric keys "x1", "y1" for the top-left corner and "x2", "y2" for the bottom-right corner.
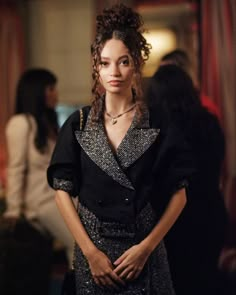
[
  {"x1": 92, "y1": 3, "x2": 150, "y2": 65},
  {"x1": 96, "y1": 3, "x2": 144, "y2": 34}
]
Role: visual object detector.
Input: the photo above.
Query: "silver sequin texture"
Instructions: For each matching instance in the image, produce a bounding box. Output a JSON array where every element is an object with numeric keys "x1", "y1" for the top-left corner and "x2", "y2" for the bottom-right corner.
[
  {"x1": 116, "y1": 109, "x2": 160, "y2": 169},
  {"x1": 75, "y1": 113, "x2": 134, "y2": 190},
  {"x1": 75, "y1": 109, "x2": 160, "y2": 190},
  {"x1": 116, "y1": 128, "x2": 160, "y2": 169},
  {"x1": 74, "y1": 203, "x2": 175, "y2": 295},
  {"x1": 53, "y1": 178, "x2": 73, "y2": 193}
]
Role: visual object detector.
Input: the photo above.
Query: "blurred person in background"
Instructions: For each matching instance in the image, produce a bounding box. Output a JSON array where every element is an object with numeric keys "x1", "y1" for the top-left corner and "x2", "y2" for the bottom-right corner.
[
  {"x1": 147, "y1": 64, "x2": 228, "y2": 295},
  {"x1": 3, "y1": 68, "x2": 73, "y2": 294},
  {"x1": 159, "y1": 49, "x2": 221, "y2": 120}
]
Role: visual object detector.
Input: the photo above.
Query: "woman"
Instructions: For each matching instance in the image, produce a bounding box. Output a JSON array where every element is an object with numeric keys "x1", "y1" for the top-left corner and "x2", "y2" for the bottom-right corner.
[
  {"x1": 4, "y1": 69, "x2": 74, "y2": 263},
  {"x1": 147, "y1": 64, "x2": 227, "y2": 295},
  {"x1": 47, "y1": 4, "x2": 194, "y2": 294},
  {"x1": 159, "y1": 49, "x2": 221, "y2": 120}
]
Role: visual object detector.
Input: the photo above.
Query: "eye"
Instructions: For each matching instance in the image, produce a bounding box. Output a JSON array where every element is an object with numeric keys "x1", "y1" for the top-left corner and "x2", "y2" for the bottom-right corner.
[
  {"x1": 100, "y1": 61, "x2": 109, "y2": 67},
  {"x1": 120, "y1": 59, "x2": 129, "y2": 66}
]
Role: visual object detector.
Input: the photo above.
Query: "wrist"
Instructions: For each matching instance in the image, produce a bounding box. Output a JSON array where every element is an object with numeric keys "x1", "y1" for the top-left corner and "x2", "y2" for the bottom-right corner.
[
  {"x1": 81, "y1": 244, "x2": 98, "y2": 259},
  {"x1": 139, "y1": 237, "x2": 158, "y2": 255}
]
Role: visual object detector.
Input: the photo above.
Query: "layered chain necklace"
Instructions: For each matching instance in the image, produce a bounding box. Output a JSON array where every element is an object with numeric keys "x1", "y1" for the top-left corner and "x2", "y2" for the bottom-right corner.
[{"x1": 106, "y1": 104, "x2": 136, "y2": 125}]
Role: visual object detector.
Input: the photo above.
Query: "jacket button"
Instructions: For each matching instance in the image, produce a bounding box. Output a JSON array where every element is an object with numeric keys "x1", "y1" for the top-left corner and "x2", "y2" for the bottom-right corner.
[
  {"x1": 98, "y1": 200, "x2": 103, "y2": 206},
  {"x1": 124, "y1": 197, "x2": 130, "y2": 204}
]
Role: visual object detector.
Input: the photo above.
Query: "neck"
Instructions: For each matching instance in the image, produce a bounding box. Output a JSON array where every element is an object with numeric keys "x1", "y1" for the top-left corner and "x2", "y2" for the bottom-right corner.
[{"x1": 105, "y1": 92, "x2": 134, "y2": 115}]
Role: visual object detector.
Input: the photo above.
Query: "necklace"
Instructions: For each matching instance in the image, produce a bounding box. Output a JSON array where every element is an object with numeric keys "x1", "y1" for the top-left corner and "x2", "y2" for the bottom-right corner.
[{"x1": 106, "y1": 104, "x2": 136, "y2": 125}]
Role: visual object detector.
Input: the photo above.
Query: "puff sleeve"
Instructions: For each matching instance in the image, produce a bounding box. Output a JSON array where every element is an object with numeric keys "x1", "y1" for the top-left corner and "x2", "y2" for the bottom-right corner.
[
  {"x1": 47, "y1": 110, "x2": 81, "y2": 197},
  {"x1": 150, "y1": 124, "x2": 196, "y2": 217}
]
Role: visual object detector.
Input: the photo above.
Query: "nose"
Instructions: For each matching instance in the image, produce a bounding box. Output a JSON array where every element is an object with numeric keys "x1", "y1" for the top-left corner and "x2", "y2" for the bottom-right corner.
[{"x1": 110, "y1": 63, "x2": 121, "y2": 77}]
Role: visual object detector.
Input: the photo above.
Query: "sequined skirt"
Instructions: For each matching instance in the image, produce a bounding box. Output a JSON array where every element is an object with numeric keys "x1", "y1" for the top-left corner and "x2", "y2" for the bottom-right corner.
[{"x1": 74, "y1": 203, "x2": 175, "y2": 295}]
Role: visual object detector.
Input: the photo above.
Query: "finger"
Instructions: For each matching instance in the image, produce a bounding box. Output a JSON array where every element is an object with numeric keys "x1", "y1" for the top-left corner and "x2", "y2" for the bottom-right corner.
[
  {"x1": 110, "y1": 271, "x2": 126, "y2": 286},
  {"x1": 113, "y1": 252, "x2": 127, "y2": 266},
  {"x1": 113, "y1": 261, "x2": 127, "y2": 275},
  {"x1": 104, "y1": 276, "x2": 120, "y2": 290},
  {"x1": 132, "y1": 270, "x2": 141, "y2": 280},
  {"x1": 97, "y1": 275, "x2": 119, "y2": 290},
  {"x1": 93, "y1": 277, "x2": 102, "y2": 287},
  {"x1": 126, "y1": 270, "x2": 136, "y2": 281},
  {"x1": 98, "y1": 277, "x2": 107, "y2": 287},
  {"x1": 119, "y1": 266, "x2": 133, "y2": 279}
]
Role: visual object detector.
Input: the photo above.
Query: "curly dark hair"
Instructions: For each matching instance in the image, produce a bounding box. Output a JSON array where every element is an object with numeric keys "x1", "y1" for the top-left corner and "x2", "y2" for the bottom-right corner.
[{"x1": 90, "y1": 3, "x2": 151, "y2": 122}]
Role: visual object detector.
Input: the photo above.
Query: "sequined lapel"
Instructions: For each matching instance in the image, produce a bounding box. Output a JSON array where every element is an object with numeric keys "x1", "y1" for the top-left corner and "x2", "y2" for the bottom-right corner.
[
  {"x1": 116, "y1": 108, "x2": 160, "y2": 168},
  {"x1": 74, "y1": 111, "x2": 135, "y2": 190},
  {"x1": 75, "y1": 108, "x2": 160, "y2": 190}
]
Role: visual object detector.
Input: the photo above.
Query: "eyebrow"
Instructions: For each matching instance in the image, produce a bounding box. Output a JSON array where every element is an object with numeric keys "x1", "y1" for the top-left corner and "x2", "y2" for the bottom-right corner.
[{"x1": 100, "y1": 55, "x2": 129, "y2": 60}]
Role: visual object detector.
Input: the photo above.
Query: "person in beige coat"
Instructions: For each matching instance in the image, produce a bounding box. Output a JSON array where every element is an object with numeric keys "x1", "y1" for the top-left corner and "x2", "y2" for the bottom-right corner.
[{"x1": 4, "y1": 69, "x2": 73, "y2": 265}]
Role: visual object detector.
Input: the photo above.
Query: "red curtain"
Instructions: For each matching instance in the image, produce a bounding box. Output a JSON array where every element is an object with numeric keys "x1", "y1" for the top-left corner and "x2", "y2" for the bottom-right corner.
[
  {"x1": 201, "y1": 0, "x2": 236, "y2": 249},
  {"x1": 0, "y1": 2, "x2": 25, "y2": 188}
]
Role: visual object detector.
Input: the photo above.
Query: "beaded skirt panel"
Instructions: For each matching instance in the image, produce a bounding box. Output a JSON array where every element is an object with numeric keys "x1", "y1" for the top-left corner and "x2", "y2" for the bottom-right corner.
[{"x1": 74, "y1": 203, "x2": 175, "y2": 295}]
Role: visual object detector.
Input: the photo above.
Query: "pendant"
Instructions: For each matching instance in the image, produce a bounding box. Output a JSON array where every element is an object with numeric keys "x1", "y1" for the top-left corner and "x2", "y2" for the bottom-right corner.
[{"x1": 112, "y1": 118, "x2": 117, "y2": 124}]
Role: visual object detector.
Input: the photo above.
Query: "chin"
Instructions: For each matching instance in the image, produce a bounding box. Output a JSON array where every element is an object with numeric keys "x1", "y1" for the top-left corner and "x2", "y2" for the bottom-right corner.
[
  {"x1": 107, "y1": 86, "x2": 130, "y2": 95},
  {"x1": 106, "y1": 88, "x2": 122, "y2": 95}
]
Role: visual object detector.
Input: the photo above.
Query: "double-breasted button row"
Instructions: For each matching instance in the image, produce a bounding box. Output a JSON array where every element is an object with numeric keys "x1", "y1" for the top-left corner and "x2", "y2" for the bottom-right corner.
[{"x1": 97, "y1": 196, "x2": 133, "y2": 206}]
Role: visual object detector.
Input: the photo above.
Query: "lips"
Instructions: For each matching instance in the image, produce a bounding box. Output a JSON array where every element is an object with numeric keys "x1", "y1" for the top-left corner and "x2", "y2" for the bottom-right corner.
[{"x1": 108, "y1": 80, "x2": 123, "y2": 86}]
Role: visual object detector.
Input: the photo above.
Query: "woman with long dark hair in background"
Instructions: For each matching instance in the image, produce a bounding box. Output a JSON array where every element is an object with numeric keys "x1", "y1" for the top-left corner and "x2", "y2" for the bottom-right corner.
[
  {"x1": 3, "y1": 68, "x2": 73, "y2": 294},
  {"x1": 147, "y1": 64, "x2": 228, "y2": 295}
]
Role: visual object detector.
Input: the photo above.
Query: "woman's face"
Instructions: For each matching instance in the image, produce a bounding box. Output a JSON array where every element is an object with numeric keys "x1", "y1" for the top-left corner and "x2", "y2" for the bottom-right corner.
[
  {"x1": 98, "y1": 38, "x2": 134, "y2": 95},
  {"x1": 45, "y1": 84, "x2": 58, "y2": 109}
]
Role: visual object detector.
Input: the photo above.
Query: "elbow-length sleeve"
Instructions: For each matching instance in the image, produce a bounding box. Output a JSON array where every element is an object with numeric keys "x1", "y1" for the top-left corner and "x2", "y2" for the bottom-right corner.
[
  {"x1": 47, "y1": 110, "x2": 81, "y2": 197},
  {"x1": 150, "y1": 125, "x2": 196, "y2": 217},
  {"x1": 5, "y1": 115, "x2": 29, "y2": 217}
]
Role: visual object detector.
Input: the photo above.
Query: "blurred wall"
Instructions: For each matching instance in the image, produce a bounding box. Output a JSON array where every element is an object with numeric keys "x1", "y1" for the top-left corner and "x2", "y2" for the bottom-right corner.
[
  {"x1": 26, "y1": 0, "x2": 94, "y2": 105},
  {"x1": 137, "y1": 3, "x2": 198, "y2": 78}
]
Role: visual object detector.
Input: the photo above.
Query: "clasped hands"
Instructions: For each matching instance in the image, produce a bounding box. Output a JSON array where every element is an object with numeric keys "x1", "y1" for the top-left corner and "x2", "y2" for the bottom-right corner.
[{"x1": 87, "y1": 243, "x2": 151, "y2": 290}]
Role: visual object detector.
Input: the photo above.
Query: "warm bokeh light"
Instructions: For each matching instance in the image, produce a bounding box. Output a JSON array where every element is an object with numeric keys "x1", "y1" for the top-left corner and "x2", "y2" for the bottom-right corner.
[{"x1": 143, "y1": 29, "x2": 177, "y2": 77}]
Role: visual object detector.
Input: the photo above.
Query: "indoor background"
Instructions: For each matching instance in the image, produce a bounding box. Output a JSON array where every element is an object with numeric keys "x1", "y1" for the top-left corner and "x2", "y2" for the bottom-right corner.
[{"x1": 0, "y1": 0, "x2": 235, "y2": 293}]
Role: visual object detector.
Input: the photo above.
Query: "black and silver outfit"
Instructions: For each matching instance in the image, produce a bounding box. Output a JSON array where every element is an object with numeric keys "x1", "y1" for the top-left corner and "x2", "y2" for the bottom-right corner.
[{"x1": 47, "y1": 106, "x2": 194, "y2": 295}]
